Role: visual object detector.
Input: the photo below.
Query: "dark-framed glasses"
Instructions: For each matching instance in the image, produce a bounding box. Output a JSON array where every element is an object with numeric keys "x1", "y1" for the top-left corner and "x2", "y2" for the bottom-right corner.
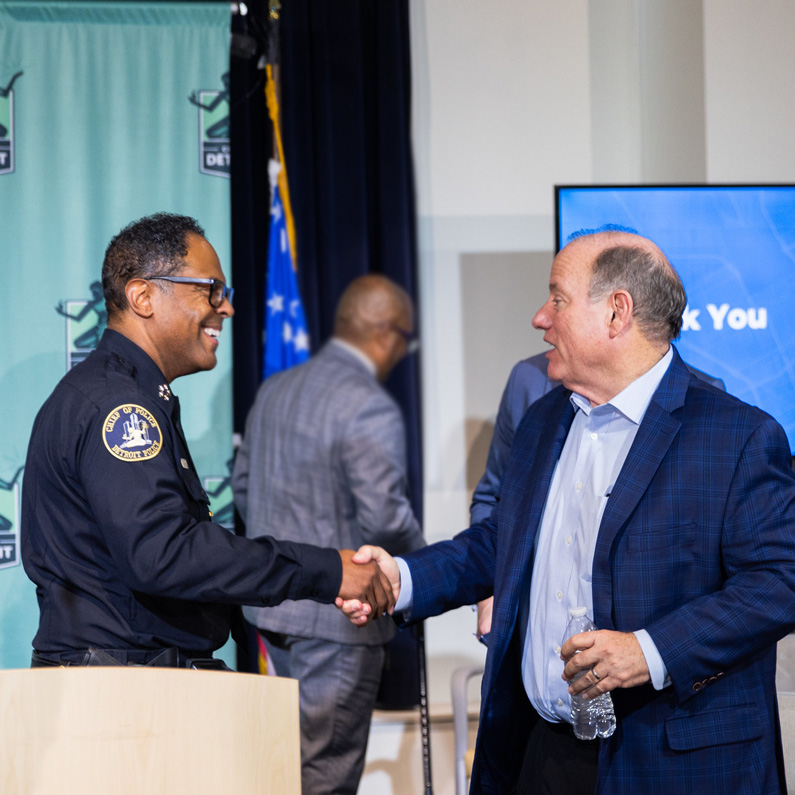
[{"x1": 149, "y1": 276, "x2": 234, "y2": 308}]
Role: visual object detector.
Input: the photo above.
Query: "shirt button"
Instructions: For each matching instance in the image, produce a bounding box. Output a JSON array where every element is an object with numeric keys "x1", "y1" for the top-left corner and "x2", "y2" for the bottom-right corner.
[
  {"x1": 576, "y1": 482, "x2": 582, "y2": 491},
  {"x1": 554, "y1": 645, "x2": 561, "y2": 655},
  {"x1": 591, "y1": 432, "x2": 598, "y2": 440},
  {"x1": 566, "y1": 536, "x2": 572, "y2": 545},
  {"x1": 557, "y1": 698, "x2": 564, "y2": 706},
  {"x1": 556, "y1": 591, "x2": 563, "y2": 601}
]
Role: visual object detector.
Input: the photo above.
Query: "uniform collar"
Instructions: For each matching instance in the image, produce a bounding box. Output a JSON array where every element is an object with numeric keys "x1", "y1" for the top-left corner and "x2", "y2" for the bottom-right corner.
[{"x1": 98, "y1": 329, "x2": 176, "y2": 407}]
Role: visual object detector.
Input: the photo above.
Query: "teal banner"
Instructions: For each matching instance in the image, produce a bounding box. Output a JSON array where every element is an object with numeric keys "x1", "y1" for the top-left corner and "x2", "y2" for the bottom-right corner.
[{"x1": 0, "y1": 2, "x2": 233, "y2": 668}]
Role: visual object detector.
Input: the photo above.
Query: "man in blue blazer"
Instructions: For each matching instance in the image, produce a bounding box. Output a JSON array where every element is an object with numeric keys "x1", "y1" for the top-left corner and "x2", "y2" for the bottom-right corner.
[
  {"x1": 341, "y1": 230, "x2": 795, "y2": 794},
  {"x1": 470, "y1": 353, "x2": 725, "y2": 640}
]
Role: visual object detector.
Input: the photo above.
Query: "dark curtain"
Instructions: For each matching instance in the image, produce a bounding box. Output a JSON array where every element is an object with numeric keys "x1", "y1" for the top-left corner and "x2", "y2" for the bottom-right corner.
[
  {"x1": 229, "y1": 8, "x2": 272, "y2": 434},
  {"x1": 280, "y1": 0, "x2": 423, "y2": 528},
  {"x1": 230, "y1": 0, "x2": 424, "y2": 708}
]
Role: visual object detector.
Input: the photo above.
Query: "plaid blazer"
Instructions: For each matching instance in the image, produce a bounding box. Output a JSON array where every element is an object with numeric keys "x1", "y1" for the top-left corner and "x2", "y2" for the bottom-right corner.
[{"x1": 406, "y1": 348, "x2": 795, "y2": 794}]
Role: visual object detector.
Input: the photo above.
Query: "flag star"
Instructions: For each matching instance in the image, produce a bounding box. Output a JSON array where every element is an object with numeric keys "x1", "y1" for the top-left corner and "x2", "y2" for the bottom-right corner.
[
  {"x1": 280, "y1": 228, "x2": 288, "y2": 254},
  {"x1": 293, "y1": 328, "x2": 310, "y2": 353},
  {"x1": 271, "y1": 202, "x2": 282, "y2": 222},
  {"x1": 267, "y1": 293, "x2": 284, "y2": 314},
  {"x1": 290, "y1": 299, "x2": 301, "y2": 318},
  {"x1": 283, "y1": 321, "x2": 293, "y2": 343}
]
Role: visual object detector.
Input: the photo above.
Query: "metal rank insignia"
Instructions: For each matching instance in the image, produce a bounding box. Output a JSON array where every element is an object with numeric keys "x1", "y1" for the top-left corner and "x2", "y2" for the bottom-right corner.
[{"x1": 158, "y1": 384, "x2": 172, "y2": 401}]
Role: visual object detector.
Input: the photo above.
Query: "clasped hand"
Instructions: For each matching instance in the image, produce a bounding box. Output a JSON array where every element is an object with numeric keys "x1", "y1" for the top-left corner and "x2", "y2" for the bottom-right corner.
[
  {"x1": 560, "y1": 629, "x2": 651, "y2": 699},
  {"x1": 336, "y1": 546, "x2": 400, "y2": 626}
]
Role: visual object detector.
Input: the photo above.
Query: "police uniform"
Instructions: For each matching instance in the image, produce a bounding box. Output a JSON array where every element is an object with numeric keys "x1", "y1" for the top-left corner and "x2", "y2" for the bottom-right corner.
[{"x1": 22, "y1": 329, "x2": 340, "y2": 665}]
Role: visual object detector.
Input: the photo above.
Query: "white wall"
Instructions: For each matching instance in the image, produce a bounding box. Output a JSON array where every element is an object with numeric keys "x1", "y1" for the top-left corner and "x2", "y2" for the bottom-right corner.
[
  {"x1": 703, "y1": 0, "x2": 795, "y2": 181},
  {"x1": 361, "y1": 1, "x2": 795, "y2": 792}
]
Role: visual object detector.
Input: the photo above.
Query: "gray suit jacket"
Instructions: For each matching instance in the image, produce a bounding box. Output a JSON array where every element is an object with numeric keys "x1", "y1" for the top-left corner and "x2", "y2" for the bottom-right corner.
[{"x1": 233, "y1": 341, "x2": 424, "y2": 645}]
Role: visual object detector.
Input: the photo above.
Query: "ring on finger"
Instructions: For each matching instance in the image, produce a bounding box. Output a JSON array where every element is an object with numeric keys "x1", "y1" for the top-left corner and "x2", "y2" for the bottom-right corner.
[{"x1": 592, "y1": 668, "x2": 602, "y2": 681}]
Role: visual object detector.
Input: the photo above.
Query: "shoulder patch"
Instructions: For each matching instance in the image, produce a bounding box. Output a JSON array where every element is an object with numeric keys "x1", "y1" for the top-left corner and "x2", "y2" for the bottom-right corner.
[{"x1": 102, "y1": 404, "x2": 162, "y2": 462}]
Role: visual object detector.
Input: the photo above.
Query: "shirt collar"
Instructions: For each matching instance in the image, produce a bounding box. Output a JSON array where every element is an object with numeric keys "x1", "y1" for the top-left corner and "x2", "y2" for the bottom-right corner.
[
  {"x1": 570, "y1": 346, "x2": 673, "y2": 424},
  {"x1": 330, "y1": 337, "x2": 377, "y2": 377}
]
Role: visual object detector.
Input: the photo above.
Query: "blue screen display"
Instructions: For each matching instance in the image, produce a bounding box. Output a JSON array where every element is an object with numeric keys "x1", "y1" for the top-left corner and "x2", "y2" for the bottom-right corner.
[{"x1": 556, "y1": 185, "x2": 795, "y2": 453}]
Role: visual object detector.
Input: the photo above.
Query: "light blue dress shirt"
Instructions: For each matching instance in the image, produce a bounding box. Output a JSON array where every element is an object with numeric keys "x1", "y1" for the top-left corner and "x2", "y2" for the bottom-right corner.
[{"x1": 396, "y1": 348, "x2": 673, "y2": 721}]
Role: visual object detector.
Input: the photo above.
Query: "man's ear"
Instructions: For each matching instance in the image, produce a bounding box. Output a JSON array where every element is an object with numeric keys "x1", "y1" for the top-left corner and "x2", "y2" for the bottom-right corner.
[
  {"x1": 125, "y1": 278, "x2": 155, "y2": 319},
  {"x1": 372, "y1": 322, "x2": 392, "y2": 352},
  {"x1": 608, "y1": 289, "x2": 633, "y2": 338}
]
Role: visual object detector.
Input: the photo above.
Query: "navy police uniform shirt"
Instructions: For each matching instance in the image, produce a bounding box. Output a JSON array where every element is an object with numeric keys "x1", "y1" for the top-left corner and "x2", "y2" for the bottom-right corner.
[{"x1": 22, "y1": 329, "x2": 340, "y2": 658}]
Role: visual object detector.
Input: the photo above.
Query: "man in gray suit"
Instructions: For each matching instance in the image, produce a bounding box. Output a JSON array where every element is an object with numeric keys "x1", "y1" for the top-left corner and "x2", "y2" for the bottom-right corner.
[{"x1": 233, "y1": 274, "x2": 424, "y2": 794}]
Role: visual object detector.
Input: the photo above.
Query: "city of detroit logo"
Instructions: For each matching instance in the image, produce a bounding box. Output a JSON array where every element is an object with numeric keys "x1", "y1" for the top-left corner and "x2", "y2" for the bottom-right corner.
[
  {"x1": 0, "y1": 466, "x2": 23, "y2": 570},
  {"x1": 0, "y1": 71, "x2": 23, "y2": 175},
  {"x1": 103, "y1": 405, "x2": 162, "y2": 462},
  {"x1": 189, "y1": 71, "x2": 230, "y2": 178}
]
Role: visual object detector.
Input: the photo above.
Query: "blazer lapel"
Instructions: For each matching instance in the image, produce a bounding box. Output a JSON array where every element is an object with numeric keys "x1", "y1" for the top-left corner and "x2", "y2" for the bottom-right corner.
[
  {"x1": 499, "y1": 392, "x2": 575, "y2": 599},
  {"x1": 591, "y1": 349, "x2": 691, "y2": 629}
]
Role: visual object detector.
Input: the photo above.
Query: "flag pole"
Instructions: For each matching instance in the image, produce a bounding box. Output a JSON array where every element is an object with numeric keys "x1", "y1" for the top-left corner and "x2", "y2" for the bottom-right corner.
[
  {"x1": 264, "y1": 64, "x2": 297, "y2": 268},
  {"x1": 417, "y1": 622, "x2": 433, "y2": 793}
]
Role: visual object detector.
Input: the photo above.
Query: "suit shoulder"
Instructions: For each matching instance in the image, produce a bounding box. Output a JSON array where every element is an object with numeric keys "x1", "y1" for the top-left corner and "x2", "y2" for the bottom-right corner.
[
  {"x1": 685, "y1": 377, "x2": 760, "y2": 416},
  {"x1": 505, "y1": 352, "x2": 557, "y2": 406},
  {"x1": 254, "y1": 347, "x2": 396, "y2": 419},
  {"x1": 511, "y1": 352, "x2": 550, "y2": 384},
  {"x1": 680, "y1": 379, "x2": 790, "y2": 452}
]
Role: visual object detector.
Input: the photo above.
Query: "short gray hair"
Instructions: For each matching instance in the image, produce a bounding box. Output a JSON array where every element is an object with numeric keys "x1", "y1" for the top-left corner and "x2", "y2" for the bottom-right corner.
[{"x1": 588, "y1": 245, "x2": 687, "y2": 342}]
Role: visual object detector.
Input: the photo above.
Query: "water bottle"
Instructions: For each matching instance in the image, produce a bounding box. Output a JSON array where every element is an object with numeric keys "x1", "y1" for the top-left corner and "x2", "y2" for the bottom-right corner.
[{"x1": 563, "y1": 606, "x2": 617, "y2": 740}]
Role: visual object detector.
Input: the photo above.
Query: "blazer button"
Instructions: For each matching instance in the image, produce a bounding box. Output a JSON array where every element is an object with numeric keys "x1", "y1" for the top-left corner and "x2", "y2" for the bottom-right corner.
[
  {"x1": 311, "y1": 589, "x2": 320, "y2": 597},
  {"x1": 260, "y1": 596, "x2": 270, "y2": 605}
]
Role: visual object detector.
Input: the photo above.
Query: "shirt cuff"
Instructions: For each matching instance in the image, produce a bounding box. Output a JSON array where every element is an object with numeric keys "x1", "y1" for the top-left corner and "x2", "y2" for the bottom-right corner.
[
  {"x1": 633, "y1": 629, "x2": 671, "y2": 690},
  {"x1": 394, "y1": 557, "x2": 414, "y2": 612}
]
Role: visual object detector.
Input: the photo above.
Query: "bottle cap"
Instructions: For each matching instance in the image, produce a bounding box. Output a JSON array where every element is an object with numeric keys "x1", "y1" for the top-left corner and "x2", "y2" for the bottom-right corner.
[{"x1": 568, "y1": 606, "x2": 587, "y2": 617}]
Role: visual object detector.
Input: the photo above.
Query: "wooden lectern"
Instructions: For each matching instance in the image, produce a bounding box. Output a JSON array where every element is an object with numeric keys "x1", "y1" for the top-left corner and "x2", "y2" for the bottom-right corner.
[{"x1": 0, "y1": 667, "x2": 300, "y2": 794}]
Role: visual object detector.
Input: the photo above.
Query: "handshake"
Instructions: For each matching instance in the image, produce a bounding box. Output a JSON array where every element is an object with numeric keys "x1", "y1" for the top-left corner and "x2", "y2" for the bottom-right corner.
[{"x1": 335, "y1": 546, "x2": 401, "y2": 626}]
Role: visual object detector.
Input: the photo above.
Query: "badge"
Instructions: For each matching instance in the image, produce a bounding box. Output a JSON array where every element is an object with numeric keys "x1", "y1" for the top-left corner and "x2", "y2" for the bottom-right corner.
[{"x1": 102, "y1": 404, "x2": 162, "y2": 462}]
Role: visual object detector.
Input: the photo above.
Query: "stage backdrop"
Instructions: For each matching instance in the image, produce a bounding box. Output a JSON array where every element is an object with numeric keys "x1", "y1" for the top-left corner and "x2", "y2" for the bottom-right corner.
[{"x1": 0, "y1": 2, "x2": 233, "y2": 668}]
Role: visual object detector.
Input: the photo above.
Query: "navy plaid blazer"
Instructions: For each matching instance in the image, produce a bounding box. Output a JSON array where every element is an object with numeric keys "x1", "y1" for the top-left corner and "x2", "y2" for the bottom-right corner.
[{"x1": 404, "y1": 348, "x2": 795, "y2": 794}]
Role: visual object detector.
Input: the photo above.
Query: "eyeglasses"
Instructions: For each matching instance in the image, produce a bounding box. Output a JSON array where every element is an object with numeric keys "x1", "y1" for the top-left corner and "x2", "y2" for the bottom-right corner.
[
  {"x1": 388, "y1": 323, "x2": 420, "y2": 355},
  {"x1": 149, "y1": 276, "x2": 234, "y2": 308}
]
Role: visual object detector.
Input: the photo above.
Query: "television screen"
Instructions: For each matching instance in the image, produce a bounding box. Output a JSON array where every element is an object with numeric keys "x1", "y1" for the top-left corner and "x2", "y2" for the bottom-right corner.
[{"x1": 556, "y1": 185, "x2": 795, "y2": 454}]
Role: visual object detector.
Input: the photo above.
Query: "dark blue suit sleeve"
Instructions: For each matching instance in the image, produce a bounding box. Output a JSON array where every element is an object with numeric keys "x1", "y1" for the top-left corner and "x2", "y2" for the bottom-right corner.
[{"x1": 403, "y1": 518, "x2": 500, "y2": 618}]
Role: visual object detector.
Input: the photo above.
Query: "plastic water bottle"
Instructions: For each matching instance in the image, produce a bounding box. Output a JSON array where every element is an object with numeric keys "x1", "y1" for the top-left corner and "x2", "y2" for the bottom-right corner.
[{"x1": 563, "y1": 606, "x2": 617, "y2": 740}]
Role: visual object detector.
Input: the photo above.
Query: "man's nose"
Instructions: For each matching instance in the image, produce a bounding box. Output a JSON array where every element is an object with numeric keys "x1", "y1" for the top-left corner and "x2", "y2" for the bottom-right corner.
[{"x1": 532, "y1": 305, "x2": 549, "y2": 330}]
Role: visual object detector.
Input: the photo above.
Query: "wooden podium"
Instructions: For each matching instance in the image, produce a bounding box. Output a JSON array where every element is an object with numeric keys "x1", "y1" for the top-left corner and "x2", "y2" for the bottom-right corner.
[{"x1": 0, "y1": 667, "x2": 300, "y2": 794}]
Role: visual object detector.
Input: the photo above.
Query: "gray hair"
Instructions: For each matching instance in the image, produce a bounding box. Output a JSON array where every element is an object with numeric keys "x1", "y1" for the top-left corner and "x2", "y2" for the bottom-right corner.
[{"x1": 588, "y1": 245, "x2": 687, "y2": 342}]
